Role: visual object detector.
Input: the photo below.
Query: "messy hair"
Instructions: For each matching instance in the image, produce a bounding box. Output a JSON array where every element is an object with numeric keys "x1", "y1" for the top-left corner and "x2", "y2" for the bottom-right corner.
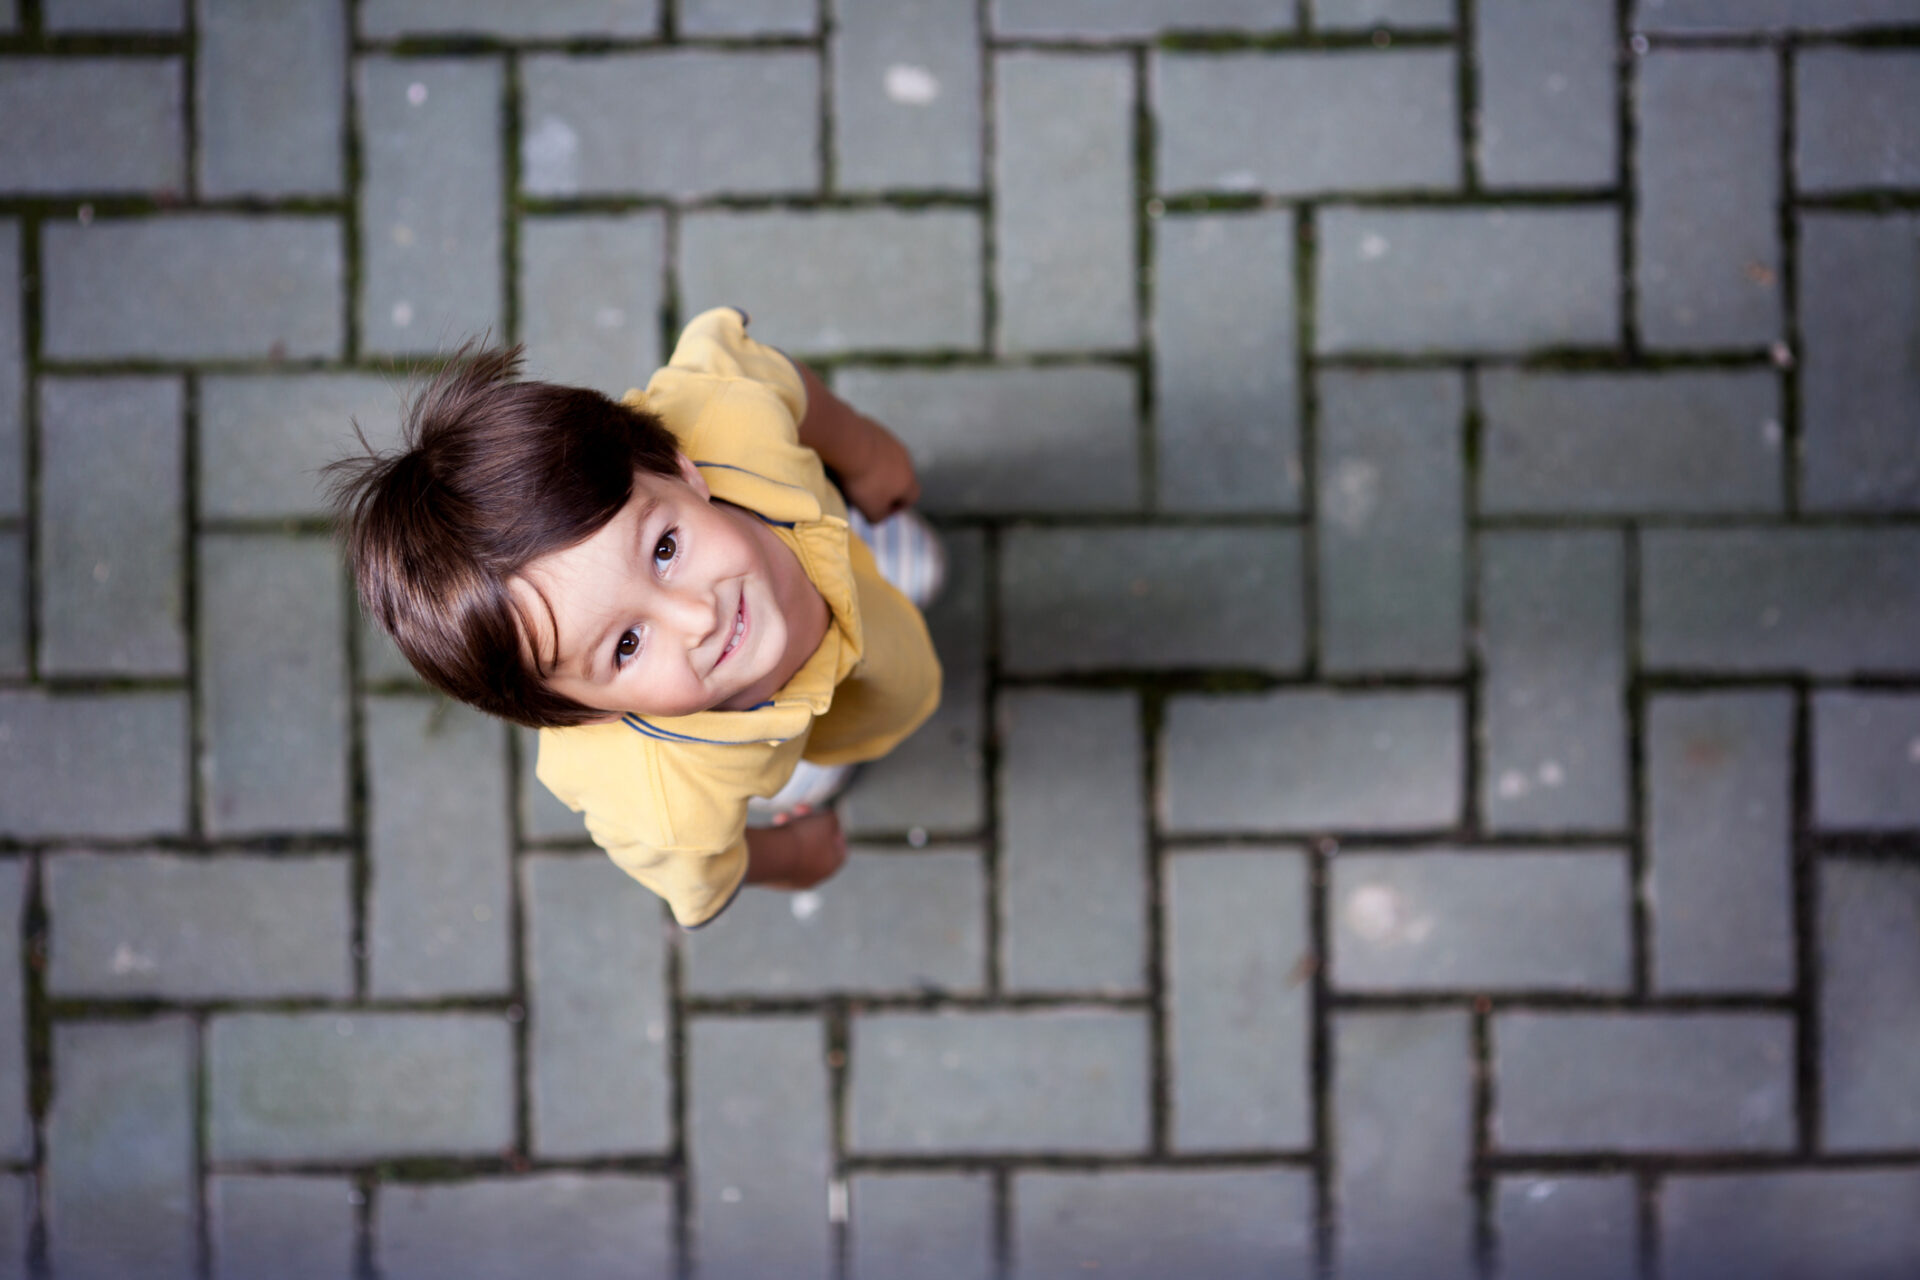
[{"x1": 327, "y1": 345, "x2": 682, "y2": 728}]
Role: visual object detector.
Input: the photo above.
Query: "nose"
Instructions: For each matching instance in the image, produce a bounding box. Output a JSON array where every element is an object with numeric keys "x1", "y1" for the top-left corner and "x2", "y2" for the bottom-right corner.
[{"x1": 657, "y1": 583, "x2": 719, "y2": 647}]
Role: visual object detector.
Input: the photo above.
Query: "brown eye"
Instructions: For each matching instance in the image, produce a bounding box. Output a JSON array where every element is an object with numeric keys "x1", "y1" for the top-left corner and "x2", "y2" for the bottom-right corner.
[
  {"x1": 615, "y1": 631, "x2": 640, "y2": 665},
  {"x1": 653, "y1": 530, "x2": 677, "y2": 568}
]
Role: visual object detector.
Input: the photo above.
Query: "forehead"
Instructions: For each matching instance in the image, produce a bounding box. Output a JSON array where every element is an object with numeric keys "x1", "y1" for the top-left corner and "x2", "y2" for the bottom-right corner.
[{"x1": 508, "y1": 470, "x2": 684, "y2": 668}]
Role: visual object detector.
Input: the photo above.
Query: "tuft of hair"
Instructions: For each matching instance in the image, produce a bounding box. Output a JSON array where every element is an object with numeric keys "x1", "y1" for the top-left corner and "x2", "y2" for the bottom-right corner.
[{"x1": 324, "y1": 342, "x2": 683, "y2": 728}]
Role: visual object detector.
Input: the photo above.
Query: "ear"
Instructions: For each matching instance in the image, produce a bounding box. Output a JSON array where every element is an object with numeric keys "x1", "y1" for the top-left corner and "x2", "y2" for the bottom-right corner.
[{"x1": 675, "y1": 452, "x2": 711, "y2": 500}]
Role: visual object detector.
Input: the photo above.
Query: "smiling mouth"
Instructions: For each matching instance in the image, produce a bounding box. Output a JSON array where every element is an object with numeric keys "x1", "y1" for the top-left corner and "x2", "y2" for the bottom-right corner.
[{"x1": 717, "y1": 597, "x2": 746, "y2": 665}]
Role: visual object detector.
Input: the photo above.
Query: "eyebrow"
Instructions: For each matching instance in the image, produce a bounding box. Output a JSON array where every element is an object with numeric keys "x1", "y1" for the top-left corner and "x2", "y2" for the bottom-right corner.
[{"x1": 548, "y1": 492, "x2": 660, "y2": 682}]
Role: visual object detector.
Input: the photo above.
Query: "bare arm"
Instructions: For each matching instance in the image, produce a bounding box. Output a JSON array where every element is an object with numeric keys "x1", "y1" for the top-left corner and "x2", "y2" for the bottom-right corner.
[
  {"x1": 789, "y1": 359, "x2": 921, "y2": 521},
  {"x1": 743, "y1": 809, "x2": 848, "y2": 890}
]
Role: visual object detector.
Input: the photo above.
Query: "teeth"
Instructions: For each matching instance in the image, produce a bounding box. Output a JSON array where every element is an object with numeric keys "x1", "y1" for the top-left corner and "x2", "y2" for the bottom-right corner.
[{"x1": 723, "y1": 608, "x2": 744, "y2": 655}]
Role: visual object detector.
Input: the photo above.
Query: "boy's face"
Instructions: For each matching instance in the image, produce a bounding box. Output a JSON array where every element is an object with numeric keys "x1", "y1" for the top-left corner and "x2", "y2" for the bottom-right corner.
[{"x1": 512, "y1": 456, "x2": 794, "y2": 720}]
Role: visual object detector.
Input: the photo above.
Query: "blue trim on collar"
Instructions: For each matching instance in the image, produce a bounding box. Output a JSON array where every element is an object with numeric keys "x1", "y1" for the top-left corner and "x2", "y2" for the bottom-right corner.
[
  {"x1": 622, "y1": 712, "x2": 789, "y2": 747},
  {"x1": 692, "y1": 460, "x2": 803, "y2": 527}
]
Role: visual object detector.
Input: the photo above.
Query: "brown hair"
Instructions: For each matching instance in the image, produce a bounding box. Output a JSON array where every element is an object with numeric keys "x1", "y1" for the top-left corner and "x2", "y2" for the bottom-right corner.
[{"x1": 326, "y1": 345, "x2": 683, "y2": 728}]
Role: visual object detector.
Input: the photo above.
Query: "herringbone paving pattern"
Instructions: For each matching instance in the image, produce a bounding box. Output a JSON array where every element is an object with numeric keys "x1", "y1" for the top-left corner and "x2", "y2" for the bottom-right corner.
[{"x1": 2, "y1": 1, "x2": 1919, "y2": 1277}]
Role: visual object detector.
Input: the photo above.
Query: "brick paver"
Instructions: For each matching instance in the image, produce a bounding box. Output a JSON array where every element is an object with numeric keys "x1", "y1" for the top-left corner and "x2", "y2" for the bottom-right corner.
[
  {"x1": 1646, "y1": 692, "x2": 1795, "y2": 993},
  {"x1": 197, "y1": 0, "x2": 345, "y2": 199},
  {"x1": 1496, "y1": 1175, "x2": 1638, "y2": 1280},
  {"x1": 1156, "y1": 51, "x2": 1460, "y2": 196},
  {"x1": 6, "y1": 4, "x2": 1920, "y2": 1275},
  {"x1": 378, "y1": 1175, "x2": 673, "y2": 1280},
  {"x1": 47, "y1": 1019, "x2": 197, "y2": 1280},
  {"x1": 994, "y1": 52, "x2": 1134, "y2": 352},
  {"x1": 209, "y1": 1176, "x2": 357, "y2": 1280},
  {"x1": 0, "y1": 58, "x2": 182, "y2": 195},
  {"x1": 46, "y1": 852, "x2": 353, "y2": 999},
  {"x1": 1635, "y1": 50, "x2": 1781, "y2": 349},
  {"x1": 37, "y1": 376, "x2": 184, "y2": 678}
]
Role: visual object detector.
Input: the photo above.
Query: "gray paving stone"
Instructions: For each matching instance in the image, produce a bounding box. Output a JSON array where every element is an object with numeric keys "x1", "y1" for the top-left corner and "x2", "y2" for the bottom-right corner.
[
  {"x1": 681, "y1": 0, "x2": 812, "y2": 34},
  {"x1": 1331, "y1": 848, "x2": 1632, "y2": 992},
  {"x1": 359, "y1": 58, "x2": 502, "y2": 358},
  {"x1": 0, "y1": 59, "x2": 183, "y2": 195},
  {"x1": 0, "y1": 865, "x2": 24, "y2": 1163},
  {"x1": 1640, "y1": 528, "x2": 1920, "y2": 676},
  {"x1": 46, "y1": 1019, "x2": 197, "y2": 1280},
  {"x1": 198, "y1": 535, "x2": 350, "y2": 836},
  {"x1": 1011, "y1": 1170, "x2": 1315, "y2": 1280},
  {"x1": 380, "y1": 1175, "x2": 673, "y2": 1280},
  {"x1": 1315, "y1": 0, "x2": 1452, "y2": 26},
  {"x1": 1000, "y1": 526, "x2": 1305, "y2": 674},
  {"x1": 364, "y1": 696, "x2": 512, "y2": 997},
  {"x1": 830, "y1": 365, "x2": 1139, "y2": 514},
  {"x1": 0, "y1": 534, "x2": 22, "y2": 678},
  {"x1": 1153, "y1": 212, "x2": 1300, "y2": 513},
  {"x1": 198, "y1": 0, "x2": 346, "y2": 198},
  {"x1": 0, "y1": 1178, "x2": 22, "y2": 1280},
  {"x1": 1634, "y1": 0, "x2": 1920, "y2": 32},
  {"x1": 992, "y1": 0, "x2": 1292, "y2": 37},
  {"x1": 207, "y1": 1012, "x2": 514, "y2": 1160},
  {"x1": 1798, "y1": 214, "x2": 1920, "y2": 512},
  {"x1": 1492, "y1": 1012, "x2": 1796, "y2": 1152},
  {"x1": 688, "y1": 1017, "x2": 831, "y2": 1280},
  {"x1": 1820, "y1": 859, "x2": 1920, "y2": 1150},
  {"x1": 1165, "y1": 847, "x2": 1311, "y2": 1151},
  {"x1": 0, "y1": 690, "x2": 190, "y2": 840},
  {"x1": 0, "y1": 220, "x2": 19, "y2": 517},
  {"x1": 1635, "y1": 50, "x2": 1780, "y2": 350},
  {"x1": 1797, "y1": 50, "x2": 1920, "y2": 192},
  {"x1": 518, "y1": 727, "x2": 586, "y2": 841},
  {"x1": 834, "y1": 0, "x2": 981, "y2": 191},
  {"x1": 47, "y1": 853, "x2": 353, "y2": 999},
  {"x1": 43, "y1": 215, "x2": 343, "y2": 360},
  {"x1": 522, "y1": 854, "x2": 669, "y2": 1156},
  {"x1": 37, "y1": 376, "x2": 184, "y2": 678},
  {"x1": 1662, "y1": 1169, "x2": 1920, "y2": 1280},
  {"x1": 1648, "y1": 693, "x2": 1794, "y2": 994},
  {"x1": 1496, "y1": 1175, "x2": 1638, "y2": 1280},
  {"x1": 1163, "y1": 690, "x2": 1464, "y2": 833},
  {"x1": 1317, "y1": 369, "x2": 1465, "y2": 673},
  {"x1": 356, "y1": 605, "x2": 425, "y2": 687},
  {"x1": 1475, "y1": 0, "x2": 1617, "y2": 188},
  {"x1": 1814, "y1": 692, "x2": 1920, "y2": 830},
  {"x1": 200, "y1": 372, "x2": 404, "y2": 520},
  {"x1": 1479, "y1": 531, "x2": 1628, "y2": 833},
  {"x1": 684, "y1": 849, "x2": 986, "y2": 996},
  {"x1": 850, "y1": 1173, "x2": 994, "y2": 1280},
  {"x1": 1317, "y1": 208, "x2": 1619, "y2": 354},
  {"x1": 209, "y1": 1176, "x2": 356, "y2": 1280},
  {"x1": 44, "y1": 0, "x2": 179, "y2": 27},
  {"x1": 680, "y1": 209, "x2": 983, "y2": 353},
  {"x1": 1480, "y1": 370, "x2": 1783, "y2": 516},
  {"x1": 519, "y1": 214, "x2": 664, "y2": 398},
  {"x1": 849, "y1": 1010, "x2": 1151, "y2": 1154},
  {"x1": 841, "y1": 529, "x2": 989, "y2": 836},
  {"x1": 360, "y1": 0, "x2": 659, "y2": 37},
  {"x1": 1156, "y1": 51, "x2": 1458, "y2": 195},
  {"x1": 999, "y1": 691, "x2": 1146, "y2": 993},
  {"x1": 521, "y1": 52, "x2": 817, "y2": 198},
  {"x1": 994, "y1": 52, "x2": 1135, "y2": 353},
  {"x1": 1334, "y1": 1011, "x2": 1476, "y2": 1280}
]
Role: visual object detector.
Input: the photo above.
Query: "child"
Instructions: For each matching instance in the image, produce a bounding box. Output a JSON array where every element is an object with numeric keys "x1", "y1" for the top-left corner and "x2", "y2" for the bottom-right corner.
[{"x1": 329, "y1": 307, "x2": 943, "y2": 928}]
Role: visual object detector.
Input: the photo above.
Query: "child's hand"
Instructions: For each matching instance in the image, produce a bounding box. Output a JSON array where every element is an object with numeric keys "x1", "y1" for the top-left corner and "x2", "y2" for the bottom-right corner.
[
  {"x1": 840, "y1": 423, "x2": 921, "y2": 522},
  {"x1": 743, "y1": 807, "x2": 848, "y2": 890}
]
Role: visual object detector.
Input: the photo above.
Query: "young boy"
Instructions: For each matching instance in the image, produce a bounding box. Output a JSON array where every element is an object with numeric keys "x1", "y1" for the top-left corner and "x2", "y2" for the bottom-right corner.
[{"x1": 330, "y1": 307, "x2": 942, "y2": 928}]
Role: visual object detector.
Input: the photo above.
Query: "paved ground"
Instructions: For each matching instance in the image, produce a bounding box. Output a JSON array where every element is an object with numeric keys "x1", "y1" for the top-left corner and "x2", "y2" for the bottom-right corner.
[{"x1": 2, "y1": 0, "x2": 1919, "y2": 1277}]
